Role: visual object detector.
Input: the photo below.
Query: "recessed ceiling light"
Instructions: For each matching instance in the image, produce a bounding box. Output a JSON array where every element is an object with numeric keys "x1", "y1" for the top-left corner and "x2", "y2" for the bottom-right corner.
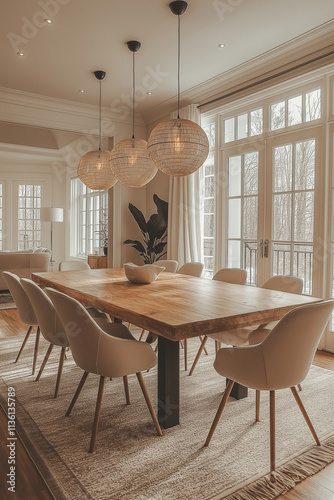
[
  {"x1": 17, "y1": 52, "x2": 24, "y2": 56},
  {"x1": 218, "y1": 43, "x2": 225, "y2": 48},
  {"x1": 44, "y1": 18, "x2": 52, "y2": 24},
  {"x1": 146, "y1": 92, "x2": 153, "y2": 95},
  {"x1": 78, "y1": 89, "x2": 85, "y2": 93}
]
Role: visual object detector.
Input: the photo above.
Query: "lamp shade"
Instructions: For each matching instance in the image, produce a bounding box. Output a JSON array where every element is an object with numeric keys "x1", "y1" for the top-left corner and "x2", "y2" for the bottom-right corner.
[
  {"x1": 78, "y1": 150, "x2": 117, "y2": 190},
  {"x1": 110, "y1": 138, "x2": 158, "y2": 188},
  {"x1": 147, "y1": 118, "x2": 209, "y2": 176},
  {"x1": 40, "y1": 207, "x2": 64, "y2": 223}
]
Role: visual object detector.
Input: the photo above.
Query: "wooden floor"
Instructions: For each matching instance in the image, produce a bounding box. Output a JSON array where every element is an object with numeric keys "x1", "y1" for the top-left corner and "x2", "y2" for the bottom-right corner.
[{"x1": 1, "y1": 308, "x2": 334, "y2": 500}]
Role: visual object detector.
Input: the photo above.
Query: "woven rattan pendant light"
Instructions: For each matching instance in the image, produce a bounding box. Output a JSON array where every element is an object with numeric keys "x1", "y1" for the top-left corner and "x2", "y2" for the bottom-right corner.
[
  {"x1": 147, "y1": 1, "x2": 209, "y2": 176},
  {"x1": 78, "y1": 71, "x2": 117, "y2": 190},
  {"x1": 110, "y1": 41, "x2": 157, "y2": 188}
]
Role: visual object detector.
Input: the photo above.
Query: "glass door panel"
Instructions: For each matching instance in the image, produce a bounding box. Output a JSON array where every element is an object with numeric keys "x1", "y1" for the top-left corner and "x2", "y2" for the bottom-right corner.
[
  {"x1": 226, "y1": 150, "x2": 260, "y2": 285},
  {"x1": 271, "y1": 138, "x2": 315, "y2": 294}
]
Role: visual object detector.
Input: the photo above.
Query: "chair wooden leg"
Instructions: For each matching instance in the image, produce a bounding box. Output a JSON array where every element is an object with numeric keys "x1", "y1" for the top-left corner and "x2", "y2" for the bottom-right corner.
[
  {"x1": 136, "y1": 372, "x2": 162, "y2": 436},
  {"x1": 123, "y1": 375, "x2": 130, "y2": 405},
  {"x1": 66, "y1": 371, "x2": 89, "y2": 416},
  {"x1": 54, "y1": 347, "x2": 66, "y2": 398},
  {"x1": 139, "y1": 329, "x2": 146, "y2": 341},
  {"x1": 270, "y1": 390, "x2": 275, "y2": 475},
  {"x1": 15, "y1": 325, "x2": 33, "y2": 363},
  {"x1": 204, "y1": 379, "x2": 234, "y2": 446},
  {"x1": 184, "y1": 339, "x2": 187, "y2": 371},
  {"x1": 32, "y1": 327, "x2": 40, "y2": 375},
  {"x1": 256, "y1": 390, "x2": 260, "y2": 421},
  {"x1": 199, "y1": 336, "x2": 208, "y2": 355},
  {"x1": 89, "y1": 376, "x2": 106, "y2": 453},
  {"x1": 189, "y1": 336, "x2": 208, "y2": 376},
  {"x1": 35, "y1": 344, "x2": 54, "y2": 381},
  {"x1": 297, "y1": 383, "x2": 302, "y2": 391},
  {"x1": 290, "y1": 386, "x2": 320, "y2": 445}
]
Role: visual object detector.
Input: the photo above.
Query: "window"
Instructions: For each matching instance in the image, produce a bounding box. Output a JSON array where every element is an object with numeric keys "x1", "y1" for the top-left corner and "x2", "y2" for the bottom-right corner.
[
  {"x1": 223, "y1": 108, "x2": 263, "y2": 143},
  {"x1": 270, "y1": 88, "x2": 321, "y2": 131},
  {"x1": 70, "y1": 178, "x2": 108, "y2": 257},
  {"x1": 17, "y1": 184, "x2": 41, "y2": 250},
  {"x1": 201, "y1": 79, "x2": 324, "y2": 295},
  {"x1": 202, "y1": 120, "x2": 216, "y2": 278}
]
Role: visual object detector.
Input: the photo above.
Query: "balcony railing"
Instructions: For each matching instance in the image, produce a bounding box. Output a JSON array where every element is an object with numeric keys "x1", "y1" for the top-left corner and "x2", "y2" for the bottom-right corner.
[{"x1": 244, "y1": 241, "x2": 313, "y2": 294}]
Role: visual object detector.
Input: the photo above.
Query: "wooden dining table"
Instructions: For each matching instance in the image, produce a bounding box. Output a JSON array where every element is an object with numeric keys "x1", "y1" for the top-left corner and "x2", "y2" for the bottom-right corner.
[{"x1": 32, "y1": 268, "x2": 322, "y2": 428}]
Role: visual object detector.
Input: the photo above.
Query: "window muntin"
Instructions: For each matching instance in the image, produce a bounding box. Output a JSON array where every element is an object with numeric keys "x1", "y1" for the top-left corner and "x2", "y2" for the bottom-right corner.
[{"x1": 17, "y1": 184, "x2": 41, "y2": 250}]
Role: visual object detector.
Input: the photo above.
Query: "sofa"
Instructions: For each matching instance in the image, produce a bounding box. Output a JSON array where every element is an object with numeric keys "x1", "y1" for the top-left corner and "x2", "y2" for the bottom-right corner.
[{"x1": 0, "y1": 249, "x2": 51, "y2": 290}]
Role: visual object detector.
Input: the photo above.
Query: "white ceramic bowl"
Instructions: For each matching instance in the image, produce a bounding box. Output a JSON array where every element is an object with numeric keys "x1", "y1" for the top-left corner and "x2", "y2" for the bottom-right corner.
[{"x1": 123, "y1": 263, "x2": 166, "y2": 284}]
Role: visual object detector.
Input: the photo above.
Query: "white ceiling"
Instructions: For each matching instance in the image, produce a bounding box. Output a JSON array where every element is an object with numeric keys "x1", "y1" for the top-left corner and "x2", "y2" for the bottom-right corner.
[{"x1": 1, "y1": 0, "x2": 334, "y2": 125}]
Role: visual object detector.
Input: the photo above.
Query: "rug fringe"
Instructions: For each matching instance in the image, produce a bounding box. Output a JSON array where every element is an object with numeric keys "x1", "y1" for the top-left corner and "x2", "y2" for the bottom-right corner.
[{"x1": 223, "y1": 438, "x2": 334, "y2": 500}]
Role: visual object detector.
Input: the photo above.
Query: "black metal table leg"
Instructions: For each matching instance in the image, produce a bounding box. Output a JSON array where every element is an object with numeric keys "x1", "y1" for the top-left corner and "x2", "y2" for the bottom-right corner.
[
  {"x1": 157, "y1": 336, "x2": 180, "y2": 428},
  {"x1": 226, "y1": 378, "x2": 248, "y2": 399}
]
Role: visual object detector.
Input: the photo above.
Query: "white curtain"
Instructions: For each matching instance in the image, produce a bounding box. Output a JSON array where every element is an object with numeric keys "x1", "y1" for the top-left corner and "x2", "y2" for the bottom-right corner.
[{"x1": 167, "y1": 104, "x2": 204, "y2": 267}]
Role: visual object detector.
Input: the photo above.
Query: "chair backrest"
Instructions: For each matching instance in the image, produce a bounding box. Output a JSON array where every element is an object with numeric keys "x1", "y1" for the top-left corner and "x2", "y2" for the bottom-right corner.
[
  {"x1": 46, "y1": 287, "x2": 157, "y2": 377},
  {"x1": 259, "y1": 300, "x2": 334, "y2": 389},
  {"x1": 213, "y1": 268, "x2": 247, "y2": 285},
  {"x1": 261, "y1": 275, "x2": 303, "y2": 294},
  {"x1": 2, "y1": 271, "x2": 37, "y2": 326},
  {"x1": 59, "y1": 260, "x2": 91, "y2": 271},
  {"x1": 160, "y1": 260, "x2": 178, "y2": 273},
  {"x1": 177, "y1": 262, "x2": 204, "y2": 277},
  {"x1": 21, "y1": 279, "x2": 68, "y2": 347}
]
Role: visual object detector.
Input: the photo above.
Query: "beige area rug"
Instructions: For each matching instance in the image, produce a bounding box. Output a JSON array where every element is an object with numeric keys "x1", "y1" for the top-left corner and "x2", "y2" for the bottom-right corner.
[
  {"x1": 0, "y1": 292, "x2": 16, "y2": 310},
  {"x1": 1, "y1": 332, "x2": 334, "y2": 500}
]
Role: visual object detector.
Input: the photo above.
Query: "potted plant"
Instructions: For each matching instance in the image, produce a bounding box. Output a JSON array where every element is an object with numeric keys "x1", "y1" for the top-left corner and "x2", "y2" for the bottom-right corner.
[{"x1": 123, "y1": 194, "x2": 168, "y2": 264}]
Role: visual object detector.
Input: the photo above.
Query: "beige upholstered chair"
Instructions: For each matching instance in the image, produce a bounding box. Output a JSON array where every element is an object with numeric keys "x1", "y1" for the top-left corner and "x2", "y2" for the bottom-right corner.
[
  {"x1": 59, "y1": 260, "x2": 91, "y2": 271},
  {"x1": 160, "y1": 260, "x2": 179, "y2": 273},
  {"x1": 46, "y1": 287, "x2": 162, "y2": 453},
  {"x1": 212, "y1": 268, "x2": 247, "y2": 285},
  {"x1": 2, "y1": 271, "x2": 40, "y2": 375},
  {"x1": 177, "y1": 262, "x2": 204, "y2": 277},
  {"x1": 189, "y1": 274, "x2": 303, "y2": 376},
  {"x1": 189, "y1": 268, "x2": 247, "y2": 375},
  {"x1": 204, "y1": 299, "x2": 334, "y2": 477},
  {"x1": 21, "y1": 278, "x2": 69, "y2": 398}
]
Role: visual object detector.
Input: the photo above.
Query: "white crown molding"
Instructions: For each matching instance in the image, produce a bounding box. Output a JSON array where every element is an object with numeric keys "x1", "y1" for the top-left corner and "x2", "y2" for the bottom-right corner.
[
  {"x1": 144, "y1": 19, "x2": 334, "y2": 125},
  {"x1": 0, "y1": 86, "x2": 146, "y2": 133},
  {"x1": 0, "y1": 141, "x2": 64, "y2": 164}
]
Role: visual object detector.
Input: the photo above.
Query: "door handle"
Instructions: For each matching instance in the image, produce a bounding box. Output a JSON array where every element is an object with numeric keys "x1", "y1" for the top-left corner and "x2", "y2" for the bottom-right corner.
[{"x1": 264, "y1": 239, "x2": 269, "y2": 258}]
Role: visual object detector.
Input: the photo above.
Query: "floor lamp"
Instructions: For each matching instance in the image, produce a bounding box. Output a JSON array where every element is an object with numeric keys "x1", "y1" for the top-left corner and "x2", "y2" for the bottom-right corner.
[{"x1": 40, "y1": 207, "x2": 64, "y2": 263}]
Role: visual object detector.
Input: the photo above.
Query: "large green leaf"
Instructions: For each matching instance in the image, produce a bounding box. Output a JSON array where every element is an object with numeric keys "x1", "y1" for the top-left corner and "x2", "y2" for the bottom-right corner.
[
  {"x1": 128, "y1": 203, "x2": 147, "y2": 235},
  {"x1": 153, "y1": 241, "x2": 167, "y2": 255},
  {"x1": 154, "y1": 194, "x2": 168, "y2": 223},
  {"x1": 123, "y1": 239, "x2": 146, "y2": 254}
]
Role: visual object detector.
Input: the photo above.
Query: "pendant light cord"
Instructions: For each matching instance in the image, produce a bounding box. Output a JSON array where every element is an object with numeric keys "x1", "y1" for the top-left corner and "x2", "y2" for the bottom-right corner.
[
  {"x1": 99, "y1": 79, "x2": 102, "y2": 151},
  {"x1": 177, "y1": 14, "x2": 180, "y2": 119},
  {"x1": 132, "y1": 51, "x2": 135, "y2": 139}
]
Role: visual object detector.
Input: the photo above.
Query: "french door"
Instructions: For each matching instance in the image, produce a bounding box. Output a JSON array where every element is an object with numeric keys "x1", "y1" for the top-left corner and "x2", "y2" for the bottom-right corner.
[{"x1": 220, "y1": 126, "x2": 324, "y2": 296}]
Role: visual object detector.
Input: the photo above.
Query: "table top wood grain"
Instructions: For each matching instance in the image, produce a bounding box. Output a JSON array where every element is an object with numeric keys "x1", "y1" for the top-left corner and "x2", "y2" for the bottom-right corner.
[{"x1": 32, "y1": 268, "x2": 322, "y2": 341}]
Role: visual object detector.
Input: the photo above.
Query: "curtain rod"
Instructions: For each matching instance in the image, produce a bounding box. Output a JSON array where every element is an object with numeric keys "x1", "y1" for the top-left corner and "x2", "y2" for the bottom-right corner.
[{"x1": 198, "y1": 48, "x2": 334, "y2": 109}]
